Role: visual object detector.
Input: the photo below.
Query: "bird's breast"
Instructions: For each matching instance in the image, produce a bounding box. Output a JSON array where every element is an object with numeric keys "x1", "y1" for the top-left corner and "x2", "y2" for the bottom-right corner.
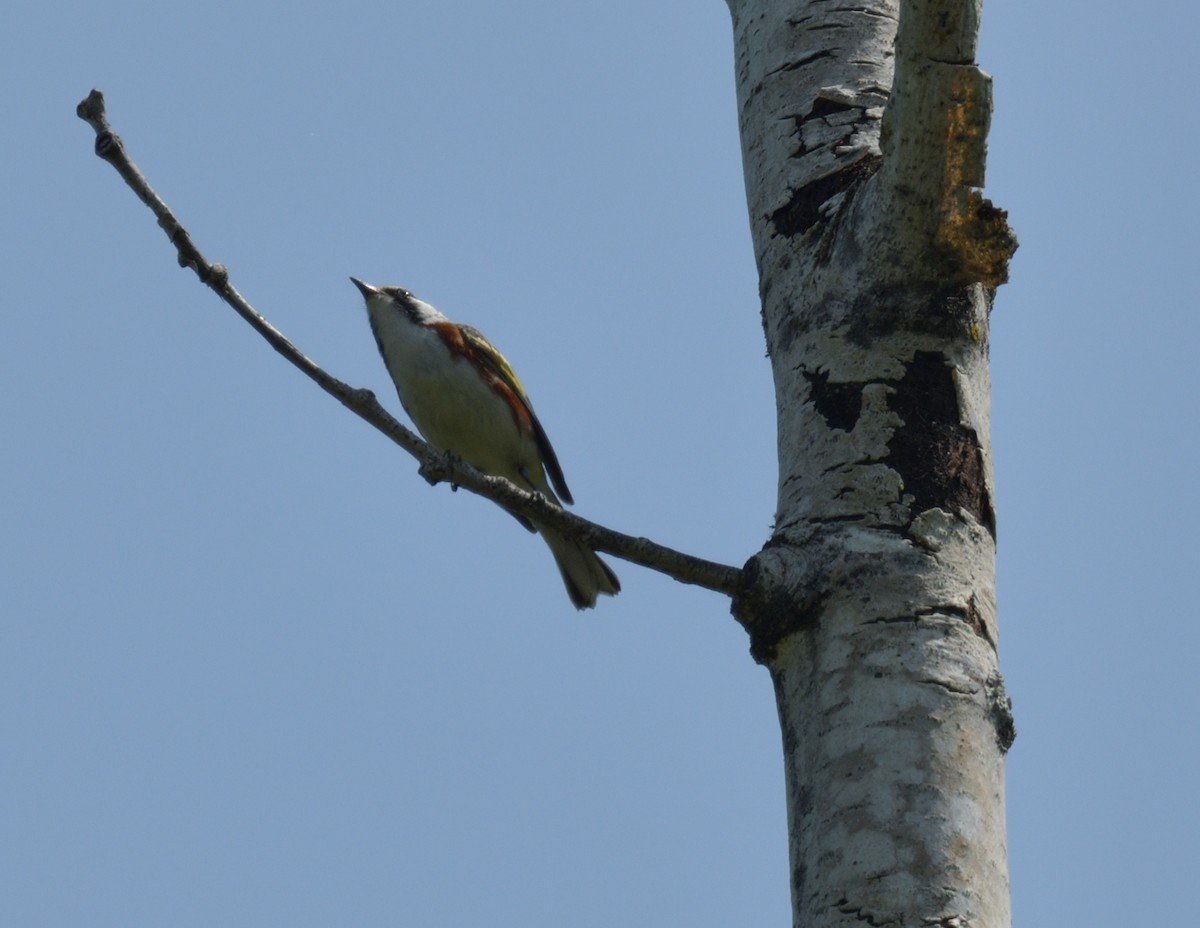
[{"x1": 368, "y1": 309, "x2": 541, "y2": 486}]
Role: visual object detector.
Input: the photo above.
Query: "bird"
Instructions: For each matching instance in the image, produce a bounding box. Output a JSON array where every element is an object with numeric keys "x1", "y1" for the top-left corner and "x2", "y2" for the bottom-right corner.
[{"x1": 351, "y1": 278, "x2": 620, "y2": 610}]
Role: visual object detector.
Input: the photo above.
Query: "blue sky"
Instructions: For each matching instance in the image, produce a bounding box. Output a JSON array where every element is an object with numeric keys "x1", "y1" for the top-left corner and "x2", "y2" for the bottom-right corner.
[{"x1": 4, "y1": 1, "x2": 1197, "y2": 925}]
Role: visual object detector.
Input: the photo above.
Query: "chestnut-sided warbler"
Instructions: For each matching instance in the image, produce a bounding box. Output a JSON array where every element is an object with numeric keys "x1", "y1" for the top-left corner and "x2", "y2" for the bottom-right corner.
[{"x1": 351, "y1": 278, "x2": 620, "y2": 610}]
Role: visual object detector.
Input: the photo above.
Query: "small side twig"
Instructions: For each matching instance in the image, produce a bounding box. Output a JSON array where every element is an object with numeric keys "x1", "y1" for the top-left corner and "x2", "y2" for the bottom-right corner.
[{"x1": 75, "y1": 88, "x2": 743, "y2": 599}]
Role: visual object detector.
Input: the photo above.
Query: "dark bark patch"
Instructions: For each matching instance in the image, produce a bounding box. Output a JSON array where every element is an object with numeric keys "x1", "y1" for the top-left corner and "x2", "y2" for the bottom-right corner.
[
  {"x1": 887, "y1": 351, "x2": 995, "y2": 537},
  {"x1": 804, "y1": 367, "x2": 863, "y2": 432},
  {"x1": 808, "y1": 95, "x2": 856, "y2": 118},
  {"x1": 845, "y1": 284, "x2": 979, "y2": 347},
  {"x1": 986, "y1": 673, "x2": 1017, "y2": 751},
  {"x1": 771, "y1": 155, "x2": 882, "y2": 237}
]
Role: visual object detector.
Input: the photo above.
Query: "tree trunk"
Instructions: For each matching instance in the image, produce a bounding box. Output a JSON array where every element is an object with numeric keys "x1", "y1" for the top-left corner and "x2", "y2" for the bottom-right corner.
[{"x1": 725, "y1": 1, "x2": 1017, "y2": 925}]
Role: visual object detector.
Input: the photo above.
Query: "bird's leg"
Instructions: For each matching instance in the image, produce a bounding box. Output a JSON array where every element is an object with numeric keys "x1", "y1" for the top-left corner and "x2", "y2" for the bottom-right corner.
[{"x1": 417, "y1": 450, "x2": 463, "y2": 490}]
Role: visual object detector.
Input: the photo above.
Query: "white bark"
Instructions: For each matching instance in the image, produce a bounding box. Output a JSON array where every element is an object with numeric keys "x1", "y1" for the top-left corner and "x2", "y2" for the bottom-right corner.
[{"x1": 726, "y1": 1, "x2": 1016, "y2": 925}]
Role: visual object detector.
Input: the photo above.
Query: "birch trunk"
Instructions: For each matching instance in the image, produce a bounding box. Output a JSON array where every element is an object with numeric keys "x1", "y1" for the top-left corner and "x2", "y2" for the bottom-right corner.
[{"x1": 725, "y1": 1, "x2": 1017, "y2": 925}]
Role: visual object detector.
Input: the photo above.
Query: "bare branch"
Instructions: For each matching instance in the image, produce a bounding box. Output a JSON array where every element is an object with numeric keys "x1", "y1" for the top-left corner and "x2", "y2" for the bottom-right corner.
[{"x1": 75, "y1": 88, "x2": 742, "y2": 600}]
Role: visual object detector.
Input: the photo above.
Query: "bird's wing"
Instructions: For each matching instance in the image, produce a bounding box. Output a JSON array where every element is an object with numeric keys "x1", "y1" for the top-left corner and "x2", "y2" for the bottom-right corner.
[{"x1": 457, "y1": 324, "x2": 574, "y2": 505}]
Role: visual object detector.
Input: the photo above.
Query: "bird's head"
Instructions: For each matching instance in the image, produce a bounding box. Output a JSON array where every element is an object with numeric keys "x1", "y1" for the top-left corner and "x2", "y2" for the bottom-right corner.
[{"x1": 350, "y1": 277, "x2": 446, "y2": 325}]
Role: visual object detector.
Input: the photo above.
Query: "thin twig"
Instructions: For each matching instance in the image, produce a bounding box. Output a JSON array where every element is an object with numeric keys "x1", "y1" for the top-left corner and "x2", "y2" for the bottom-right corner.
[{"x1": 75, "y1": 89, "x2": 743, "y2": 598}]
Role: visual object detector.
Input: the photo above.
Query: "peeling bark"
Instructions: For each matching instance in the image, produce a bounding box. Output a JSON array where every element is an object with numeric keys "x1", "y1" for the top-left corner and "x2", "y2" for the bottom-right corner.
[{"x1": 725, "y1": 0, "x2": 1016, "y2": 924}]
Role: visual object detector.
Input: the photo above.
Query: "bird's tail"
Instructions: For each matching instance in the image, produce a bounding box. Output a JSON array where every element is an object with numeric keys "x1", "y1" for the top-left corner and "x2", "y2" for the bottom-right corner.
[{"x1": 537, "y1": 524, "x2": 621, "y2": 610}]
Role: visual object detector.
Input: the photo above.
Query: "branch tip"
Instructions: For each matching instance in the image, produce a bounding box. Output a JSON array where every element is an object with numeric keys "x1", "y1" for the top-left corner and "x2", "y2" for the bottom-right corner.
[{"x1": 76, "y1": 88, "x2": 107, "y2": 126}]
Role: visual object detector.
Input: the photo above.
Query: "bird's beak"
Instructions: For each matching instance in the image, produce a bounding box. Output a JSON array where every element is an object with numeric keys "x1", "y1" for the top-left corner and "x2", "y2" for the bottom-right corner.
[{"x1": 350, "y1": 277, "x2": 377, "y2": 298}]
